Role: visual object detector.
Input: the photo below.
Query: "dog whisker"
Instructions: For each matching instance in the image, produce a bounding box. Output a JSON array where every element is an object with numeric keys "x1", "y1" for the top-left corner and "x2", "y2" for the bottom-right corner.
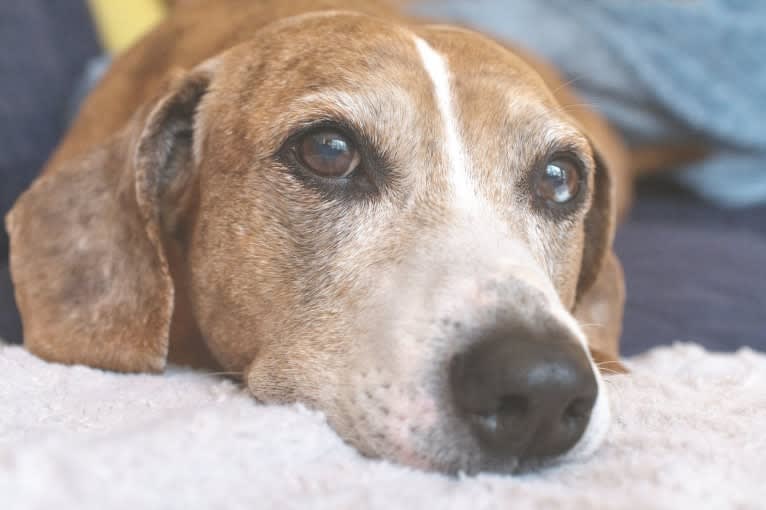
[
  {"x1": 199, "y1": 371, "x2": 244, "y2": 377},
  {"x1": 594, "y1": 361, "x2": 627, "y2": 378},
  {"x1": 548, "y1": 75, "x2": 585, "y2": 97}
]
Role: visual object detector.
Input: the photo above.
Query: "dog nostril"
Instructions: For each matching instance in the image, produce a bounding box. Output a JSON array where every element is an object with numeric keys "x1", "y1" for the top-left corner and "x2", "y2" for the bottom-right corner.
[
  {"x1": 560, "y1": 396, "x2": 596, "y2": 440},
  {"x1": 563, "y1": 396, "x2": 593, "y2": 423},
  {"x1": 469, "y1": 394, "x2": 530, "y2": 434},
  {"x1": 498, "y1": 394, "x2": 530, "y2": 419},
  {"x1": 449, "y1": 329, "x2": 598, "y2": 463}
]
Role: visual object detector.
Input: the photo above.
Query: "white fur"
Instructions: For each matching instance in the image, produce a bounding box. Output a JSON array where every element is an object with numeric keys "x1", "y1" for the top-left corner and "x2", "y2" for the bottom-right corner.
[
  {"x1": 2, "y1": 342, "x2": 763, "y2": 508},
  {"x1": 413, "y1": 37, "x2": 477, "y2": 209}
]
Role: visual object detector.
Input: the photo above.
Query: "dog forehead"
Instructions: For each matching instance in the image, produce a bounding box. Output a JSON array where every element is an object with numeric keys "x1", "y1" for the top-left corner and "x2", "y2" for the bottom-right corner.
[
  {"x1": 214, "y1": 12, "x2": 552, "y2": 116},
  {"x1": 200, "y1": 13, "x2": 435, "y2": 150},
  {"x1": 224, "y1": 13, "x2": 421, "y2": 88},
  {"x1": 414, "y1": 26, "x2": 592, "y2": 174},
  {"x1": 415, "y1": 25, "x2": 556, "y2": 100},
  {"x1": 203, "y1": 13, "x2": 589, "y2": 186}
]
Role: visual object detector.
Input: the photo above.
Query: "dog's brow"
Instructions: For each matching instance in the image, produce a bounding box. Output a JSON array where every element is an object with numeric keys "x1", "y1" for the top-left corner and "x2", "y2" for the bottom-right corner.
[
  {"x1": 413, "y1": 36, "x2": 477, "y2": 210},
  {"x1": 505, "y1": 95, "x2": 591, "y2": 154},
  {"x1": 293, "y1": 90, "x2": 374, "y2": 120}
]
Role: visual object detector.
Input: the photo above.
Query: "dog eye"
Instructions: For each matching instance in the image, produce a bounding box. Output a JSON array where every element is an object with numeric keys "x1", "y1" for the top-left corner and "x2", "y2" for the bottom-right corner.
[
  {"x1": 536, "y1": 158, "x2": 581, "y2": 204},
  {"x1": 297, "y1": 130, "x2": 361, "y2": 178}
]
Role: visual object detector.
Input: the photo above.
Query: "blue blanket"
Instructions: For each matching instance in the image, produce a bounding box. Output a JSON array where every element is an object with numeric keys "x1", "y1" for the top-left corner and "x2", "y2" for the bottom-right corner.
[{"x1": 415, "y1": 0, "x2": 766, "y2": 206}]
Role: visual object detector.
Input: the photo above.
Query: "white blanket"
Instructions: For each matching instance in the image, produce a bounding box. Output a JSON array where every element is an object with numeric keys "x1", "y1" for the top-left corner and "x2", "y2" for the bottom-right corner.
[{"x1": 1, "y1": 342, "x2": 765, "y2": 510}]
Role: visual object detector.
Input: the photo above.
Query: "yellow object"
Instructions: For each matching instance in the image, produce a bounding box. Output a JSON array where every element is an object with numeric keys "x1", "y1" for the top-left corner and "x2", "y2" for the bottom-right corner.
[{"x1": 87, "y1": 0, "x2": 168, "y2": 53}]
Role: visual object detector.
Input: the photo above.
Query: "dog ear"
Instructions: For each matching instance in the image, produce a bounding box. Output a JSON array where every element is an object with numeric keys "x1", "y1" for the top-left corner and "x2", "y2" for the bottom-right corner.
[
  {"x1": 4, "y1": 65, "x2": 215, "y2": 372},
  {"x1": 576, "y1": 251, "x2": 627, "y2": 374},
  {"x1": 574, "y1": 147, "x2": 627, "y2": 373},
  {"x1": 576, "y1": 148, "x2": 616, "y2": 300}
]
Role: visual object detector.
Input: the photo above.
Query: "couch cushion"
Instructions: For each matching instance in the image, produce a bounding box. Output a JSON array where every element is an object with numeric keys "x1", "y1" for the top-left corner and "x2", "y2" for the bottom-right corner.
[
  {"x1": 0, "y1": 0, "x2": 100, "y2": 259},
  {"x1": 616, "y1": 183, "x2": 766, "y2": 355}
]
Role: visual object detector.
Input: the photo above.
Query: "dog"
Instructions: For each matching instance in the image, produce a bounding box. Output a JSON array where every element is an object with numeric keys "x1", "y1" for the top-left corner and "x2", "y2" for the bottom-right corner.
[{"x1": 5, "y1": 0, "x2": 633, "y2": 474}]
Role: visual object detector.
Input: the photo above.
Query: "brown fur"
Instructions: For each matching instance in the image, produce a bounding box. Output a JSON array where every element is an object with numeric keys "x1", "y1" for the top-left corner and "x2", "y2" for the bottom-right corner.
[{"x1": 6, "y1": 0, "x2": 631, "y2": 472}]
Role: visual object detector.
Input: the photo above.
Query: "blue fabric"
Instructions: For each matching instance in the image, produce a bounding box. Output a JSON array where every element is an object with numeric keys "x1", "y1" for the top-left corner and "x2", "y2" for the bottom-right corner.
[
  {"x1": 615, "y1": 182, "x2": 766, "y2": 355},
  {"x1": 0, "y1": 0, "x2": 100, "y2": 260},
  {"x1": 414, "y1": 0, "x2": 766, "y2": 206}
]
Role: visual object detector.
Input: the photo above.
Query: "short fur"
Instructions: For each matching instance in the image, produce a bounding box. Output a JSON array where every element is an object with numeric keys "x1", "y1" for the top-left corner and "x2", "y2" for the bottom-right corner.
[{"x1": 6, "y1": 0, "x2": 631, "y2": 473}]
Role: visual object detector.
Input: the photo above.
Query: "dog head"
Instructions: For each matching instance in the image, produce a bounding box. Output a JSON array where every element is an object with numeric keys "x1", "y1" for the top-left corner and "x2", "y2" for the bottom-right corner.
[{"x1": 6, "y1": 12, "x2": 624, "y2": 474}]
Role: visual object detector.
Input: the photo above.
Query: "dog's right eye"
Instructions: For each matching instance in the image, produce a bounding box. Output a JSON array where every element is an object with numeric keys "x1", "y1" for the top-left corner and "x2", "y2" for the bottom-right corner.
[{"x1": 296, "y1": 130, "x2": 361, "y2": 178}]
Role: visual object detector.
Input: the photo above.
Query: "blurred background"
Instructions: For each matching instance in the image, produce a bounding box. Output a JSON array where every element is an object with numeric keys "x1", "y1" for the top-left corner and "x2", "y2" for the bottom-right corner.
[{"x1": 1, "y1": 0, "x2": 764, "y2": 353}]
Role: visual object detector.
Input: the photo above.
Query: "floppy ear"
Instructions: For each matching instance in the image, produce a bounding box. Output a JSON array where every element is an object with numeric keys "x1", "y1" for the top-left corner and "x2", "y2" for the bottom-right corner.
[
  {"x1": 576, "y1": 149, "x2": 615, "y2": 299},
  {"x1": 574, "y1": 148, "x2": 627, "y2": 373},
  {"x1": 4, "y1": 66, "x2": 214, "y2": 372}
]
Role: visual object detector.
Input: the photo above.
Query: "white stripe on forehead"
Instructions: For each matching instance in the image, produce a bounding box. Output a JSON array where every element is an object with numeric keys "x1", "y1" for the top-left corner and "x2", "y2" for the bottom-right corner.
[{"x1": 413, "y1": 36, "x2": 476, "y2": 208}]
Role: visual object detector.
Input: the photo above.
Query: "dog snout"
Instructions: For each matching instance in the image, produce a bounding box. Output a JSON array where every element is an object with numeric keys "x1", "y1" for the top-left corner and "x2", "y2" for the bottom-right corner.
[{"x1": 449, "y1": 326, "x2": 597, "y2": 464}]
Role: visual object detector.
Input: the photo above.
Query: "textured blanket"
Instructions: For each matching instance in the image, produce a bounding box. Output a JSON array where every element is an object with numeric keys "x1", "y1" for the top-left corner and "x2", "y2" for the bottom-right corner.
[{"x1": 1, "y1": 342, "x2": 764, "y2": 509}]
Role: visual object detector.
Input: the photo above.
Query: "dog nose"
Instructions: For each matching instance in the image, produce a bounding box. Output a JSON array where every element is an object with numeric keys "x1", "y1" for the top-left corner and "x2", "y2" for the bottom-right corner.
[{"x1": 449, "y1": 328, "x2": 598, "y2": 462}]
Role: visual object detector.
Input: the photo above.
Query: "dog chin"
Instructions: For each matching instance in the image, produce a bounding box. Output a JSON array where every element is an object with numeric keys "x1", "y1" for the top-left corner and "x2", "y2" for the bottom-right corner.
[{"x1": 330, "y1": 397, "x2": 511, "y2": 475}]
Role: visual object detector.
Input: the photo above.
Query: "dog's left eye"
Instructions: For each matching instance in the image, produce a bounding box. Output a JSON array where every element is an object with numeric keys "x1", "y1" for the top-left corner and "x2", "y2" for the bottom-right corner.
[
  {"x1": 296, "y1": 130, "x2": 361, "y2": 178},
  {"x1": 536, "y1": 158, "x2": 582, "y2": 205}
]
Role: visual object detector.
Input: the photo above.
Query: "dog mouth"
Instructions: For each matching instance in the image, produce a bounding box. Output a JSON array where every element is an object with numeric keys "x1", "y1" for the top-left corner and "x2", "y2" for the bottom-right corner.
[
  {"x1": 329, "y1": 352, "x2": 605, "y2": 476},
  {"x1": 333, "y1": 393, "x2": 594, "y2": 476}
]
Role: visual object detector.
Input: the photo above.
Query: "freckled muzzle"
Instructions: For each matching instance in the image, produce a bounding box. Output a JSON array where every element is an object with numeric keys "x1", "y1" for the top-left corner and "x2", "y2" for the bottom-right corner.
[
  {"x1": 332, "y1": 277, "x2": 604, "y2": 475},
  {"x1": 336, "y1": 315, "x2": 602, "y2": 476}
]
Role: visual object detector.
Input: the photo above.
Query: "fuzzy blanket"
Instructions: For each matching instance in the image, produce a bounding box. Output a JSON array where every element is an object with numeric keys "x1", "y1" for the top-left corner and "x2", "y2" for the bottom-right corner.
[{"x1": 1, "y1": 342, "x2": 765, "y2": 510}]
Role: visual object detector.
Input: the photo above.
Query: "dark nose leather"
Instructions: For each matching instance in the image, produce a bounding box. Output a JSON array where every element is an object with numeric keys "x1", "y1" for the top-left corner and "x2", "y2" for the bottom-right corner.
[{"x1": 449, "y1": 326, "x2": 598, "y2": 462}]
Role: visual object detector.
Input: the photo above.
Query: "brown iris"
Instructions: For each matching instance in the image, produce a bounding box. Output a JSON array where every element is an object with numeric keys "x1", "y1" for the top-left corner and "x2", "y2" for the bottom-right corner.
[
  {"x1": 297, "y1": 130, "x2": 361, "y2": 178},
  {"x1": 536, "y1": 158, "x2": 581, "y2": 204}
]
